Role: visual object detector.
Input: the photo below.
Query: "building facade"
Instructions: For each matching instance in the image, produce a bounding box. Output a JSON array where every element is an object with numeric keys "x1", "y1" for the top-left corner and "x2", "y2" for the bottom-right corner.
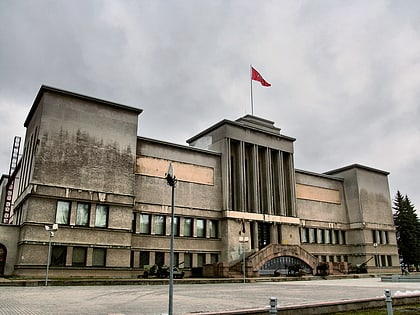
[{"x1": 0, "y1": 86, "x2": 399, "y2": 278}]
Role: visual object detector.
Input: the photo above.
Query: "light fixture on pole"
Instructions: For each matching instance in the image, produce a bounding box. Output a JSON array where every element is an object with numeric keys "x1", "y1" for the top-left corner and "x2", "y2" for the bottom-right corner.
[
  {"x1": 373, "y1": 242, "x2": 379, "y2": 274},
  {"x1": 165, "y1": 163, "x2": 177, "y2": 315},
  {"x1": 45, "y1": 223, "x2": 58, "y2": 286}
]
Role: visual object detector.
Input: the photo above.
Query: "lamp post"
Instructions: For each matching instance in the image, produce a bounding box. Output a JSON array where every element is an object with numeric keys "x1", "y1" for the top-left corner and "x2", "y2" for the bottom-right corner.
[
  {"x1": 239, "y1": 236, "x2": 249, "y2": 283},
  {"x1": 373, "y1": 242, "x2": 379, "y2": 275},
  {"x1": 165, "y1": 163, "x2": 177, "y2": 315},
  {"x1": 45, "y1": 223, "x2": 58, "y2": 286}
]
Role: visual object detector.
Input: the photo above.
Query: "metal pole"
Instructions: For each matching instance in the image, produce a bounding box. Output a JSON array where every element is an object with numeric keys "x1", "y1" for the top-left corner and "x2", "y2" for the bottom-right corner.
[
  {"x1": 269, "y1": 297, "x2": 277, "y2": 315},
  {"x1": 169, "y1": 183, "x2": 175, "y2": 315},
  {"x1": 243, "y1": 241, "x2": 246, "y2": 283},
  {"x1": 45, "y1": 231, "x2": 52, "y2": 286},
  {"x1": 166, "y1": 163, "x2": 176, "y2": 315},
  {"x1": 385, "y1": 289, "x2": 393, "y2": 315}
]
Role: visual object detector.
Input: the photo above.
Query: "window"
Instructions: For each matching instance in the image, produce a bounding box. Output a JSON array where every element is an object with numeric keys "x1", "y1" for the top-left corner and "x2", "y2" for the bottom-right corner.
[
  {"x1": 196, "y1": 219, "x2": 206, "y2": 238},
  {"x1": 76, "y1": 202, "x2": 90, "y2": 226},
  {"x1": 154, "y1": 215, "x2": 166, "y2": 235},
  {"x1": 197, "y1": 253, "x2": 206, "y2": 267},
  {"x1": 209, "y1": 220, "x2": 218, "y2": 238},
  {"x1": 325, "y1": 230, "x2": 332, "y2": 244},
  {"x1": 334, "y1": 230, "x2": 340, "y2": 244},
  {"x1": 140, "y1": 251, "x2": 150, "y2": 268},
  {"x1": 184, "y1": 253, "x2": 192, "y2": 268},
  {"x1": 372, "y1": 230, "x2": 378, "y2": 244},
  {"x1": 139, "y1": 214, "x2": 151, "y2": 234},
  {"x1": 387, "y1": 255, "x2": 392, "y2": 267},
  {"x1": 174, "y1": 252, "x2": 180, "y2": 268},
  {"x1": 95, "y1": 204, "x2": 108, "y2": 228},
  {"x1": 309, "y1": 228, "x2": 316, "y2": 243},
  {"x1": 51, "y1": 246, "x2": 67, "y2": 266},
  {"x1": 210, "y1": 253, "x2": 218, "y2": 264},
  {"x1": 184, "y1": 218, "x2": 193, "y2": 237},
  {"x1": 92, "y1": 248, "x2": 106, "y2": 267},
  {"x1": 170, "y1": 216, "x2": 180, "y2": 236},
  {"x1": 72, "y1": 247, "x2": 87, "y2": 266},
  {"x1": 341, "y1": 231, "x2": 346, "y2": 244},
  {"x1": 55, "y1": 201, "x2": 71, "y2": 225},
  {"x1": 155, "y1": 252, "x2": 165, "y2": 266},
  {"x1": 132, "y1": 212, "x2": 137, "y2": 233},
  {"x1": 301, "y1": 228, "x2": 309, "y2": 243},
  {"x1": 317, "y1": 229, "x2": 324, "y2": 244}
]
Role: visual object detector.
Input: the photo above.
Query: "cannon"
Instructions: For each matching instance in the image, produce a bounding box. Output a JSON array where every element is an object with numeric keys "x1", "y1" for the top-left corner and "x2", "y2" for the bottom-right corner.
[
  {"x1": 316, "y1": 262, "x2": 329, "y2": 276},
  {"x1": 142, "y1": 264, "x2": 185, "y2": 279},
  {"x1": 348, "y1": 256, "x2": 374, "y2": 274}
]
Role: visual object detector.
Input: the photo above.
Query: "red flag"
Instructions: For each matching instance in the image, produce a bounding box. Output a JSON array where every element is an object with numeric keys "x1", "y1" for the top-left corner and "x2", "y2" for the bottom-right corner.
[{"x1": 251, "y1": 67, "x2": 271, "y2": 87}]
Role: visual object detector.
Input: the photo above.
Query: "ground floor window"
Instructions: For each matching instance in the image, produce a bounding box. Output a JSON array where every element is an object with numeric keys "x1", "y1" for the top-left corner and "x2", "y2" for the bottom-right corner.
[
  {"x1": 92, "y1": 248, "x2": 106, "y2": 267},
  {"x1": 72, "y1": 247, "x2": 87, "y2": 266},
  {"x1": 140, "y1": 251, "x2": 150, "y2": 268},
  {"x1": 51, "y1": 246, "x2": 67, "y2": 266},
  {"x1": 155, "y1": 251, "x2": 165, "y2": 266}
]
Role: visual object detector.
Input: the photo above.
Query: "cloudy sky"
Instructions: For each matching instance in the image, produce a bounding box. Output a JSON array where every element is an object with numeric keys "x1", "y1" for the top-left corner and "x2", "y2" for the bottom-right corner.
[{"x1": 1, "y1": 0, "x2": 419, "y2": 210}]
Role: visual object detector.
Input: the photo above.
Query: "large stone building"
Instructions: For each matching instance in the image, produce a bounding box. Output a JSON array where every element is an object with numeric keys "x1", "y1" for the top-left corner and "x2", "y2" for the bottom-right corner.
[{"x1": 0, "y1": 85, "x2": 399, "y2": 278}]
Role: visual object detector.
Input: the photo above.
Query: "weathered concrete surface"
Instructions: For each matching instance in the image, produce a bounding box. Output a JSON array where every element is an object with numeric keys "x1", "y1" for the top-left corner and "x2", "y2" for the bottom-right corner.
[{"x1": 0, "y1": 277, "x2": 419, "y2": 315}]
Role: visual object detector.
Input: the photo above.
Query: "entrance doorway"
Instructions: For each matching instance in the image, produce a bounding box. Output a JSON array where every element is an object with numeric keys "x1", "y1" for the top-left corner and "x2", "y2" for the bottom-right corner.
[
  {"x1": 0, "y1": 244, "x2": 6, "y2": 276},
  {"x1": 258, "y1": 222, "x2": 270, "y2": 249}
]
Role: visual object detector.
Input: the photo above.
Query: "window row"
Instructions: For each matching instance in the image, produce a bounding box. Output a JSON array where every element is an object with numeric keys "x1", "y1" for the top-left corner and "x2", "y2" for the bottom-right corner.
[
  {"x1": 301, "y1": 227, "x2": 346, "y2": 245},
  {"x1": 372, "y1": 230, "x2": 390, "y2": 245},
  {"x1": 131, "y1": 250, "x2": 219, "y2": 269},
  {"x1": 133, "y1": 213, "x2": 218, "y2": 238},
  {"x1": 55, "y1": 200, "x2": 109, "y2": 228},
  {"x1": 50, "y1": 246, "x2": 106, "y2": 267}
]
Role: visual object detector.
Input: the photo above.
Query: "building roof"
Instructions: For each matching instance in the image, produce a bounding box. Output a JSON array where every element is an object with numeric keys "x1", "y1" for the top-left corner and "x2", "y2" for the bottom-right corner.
[
  {"x1": 24, "y1": 85, "x2": 143, "y2": 127},
  {"x1": 324, "y1": 163, "x2": 390, "y2": 176},
  {"x1": 186, "y1": 114, "x2": 295, "y2": 144}
]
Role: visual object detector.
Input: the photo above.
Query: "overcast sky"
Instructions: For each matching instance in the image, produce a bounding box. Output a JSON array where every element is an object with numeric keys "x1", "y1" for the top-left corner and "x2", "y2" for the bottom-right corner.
[{"x1": 1, "y1": 0, "x2": 419, "y2": 211}]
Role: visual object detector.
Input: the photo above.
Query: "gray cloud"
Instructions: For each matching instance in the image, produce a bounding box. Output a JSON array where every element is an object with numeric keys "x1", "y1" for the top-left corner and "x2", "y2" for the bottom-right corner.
[{"x1": 1, "y1": 0, "x2": 419, "y2": 209}]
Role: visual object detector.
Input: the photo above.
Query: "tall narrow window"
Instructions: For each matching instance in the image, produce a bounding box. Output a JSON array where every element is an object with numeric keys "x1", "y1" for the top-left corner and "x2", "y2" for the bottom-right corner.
[
  {"x1": 155, "y1": 251, "x2": 165, "y2": 266},
  {"x1": 209, "y1": 220, "x2": 218, "y2": 238},
  {"x1": 154, "y1": 215, "x2": 166, "y2": 235},
  {"x1": 55, "y1": 201, "x2": 71, "y2": 225},
  {"x1": 196, "y1": 219, "x2": 206, "y2": 238},
  {"x1": 92, "y1": 248, "x2": 106, "y2": 267},
  {"x1": 95, "y1": 204, "x2": 108, "y2": 228},
  {"x1": 171, "y1": 216, "x2": 180, "y2": 236},
  {"x1": 184, "y1": 253, "x2": 192, "y2": 268},
  {"x1": 140, "y1": 251, "x2": 150, "y2": 268},
  {"x1": 72, "y1": 247, "x2": 87, "y2": 266},
  {"x1": 139, "y1": 214, "x2": 151, "y2": 234},
  {"x1": 197, "y1": 253, "x2": 206, "y2": 266},
  {"x1": 184, "y1": 218, "x2": 193, "y2": 237},
  {"x1": 76, "y1": 202, "x2": 90, "y2": 226}
]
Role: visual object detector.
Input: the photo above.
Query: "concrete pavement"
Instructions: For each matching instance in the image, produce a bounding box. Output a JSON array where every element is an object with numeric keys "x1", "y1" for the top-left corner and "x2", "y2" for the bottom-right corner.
[{"x1": 0, "y1": 277, "x2": 419, "y2": 315}]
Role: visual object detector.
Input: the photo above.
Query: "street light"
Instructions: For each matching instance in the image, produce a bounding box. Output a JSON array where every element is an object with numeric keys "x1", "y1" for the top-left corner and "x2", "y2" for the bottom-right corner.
[
  {"x1": 239, "y1": 236, "x2": 249, "y2": 283},
  {"x1": 373, "y1": 242, "x2": 379, "y2": 275},
  {"x1": 165, "y1": 163, "x2": 177, "y2": 315},
  {"x1": 45, "y1": 223, "x2": 58, "y2": 286}
]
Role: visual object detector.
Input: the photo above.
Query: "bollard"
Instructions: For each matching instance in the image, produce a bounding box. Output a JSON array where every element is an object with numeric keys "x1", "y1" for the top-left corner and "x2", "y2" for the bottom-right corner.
[
  {"x1": 385, "y1": 289, "x2": 393, "y2": 315},
  {"x1": 269, "y1": 297, "x2": 277, "y2": 315}
]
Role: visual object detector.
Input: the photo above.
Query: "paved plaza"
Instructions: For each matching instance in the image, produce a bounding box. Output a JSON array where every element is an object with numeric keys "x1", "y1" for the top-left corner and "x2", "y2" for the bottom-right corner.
[{"x1": 0, "y1": 277, "x2": 419, "y2": 315}]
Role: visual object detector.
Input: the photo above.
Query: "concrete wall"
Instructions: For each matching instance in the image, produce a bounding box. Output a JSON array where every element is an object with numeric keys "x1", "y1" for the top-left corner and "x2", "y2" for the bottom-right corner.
[{"x1": 28, "y1": 90, "x2": 139, "y2": 195}]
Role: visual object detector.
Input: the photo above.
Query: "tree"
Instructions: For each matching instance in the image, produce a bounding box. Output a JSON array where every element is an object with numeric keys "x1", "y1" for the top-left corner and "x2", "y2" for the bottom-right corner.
[{"x1": 393, "y1": 191, "x2": 420, "y2": 271}]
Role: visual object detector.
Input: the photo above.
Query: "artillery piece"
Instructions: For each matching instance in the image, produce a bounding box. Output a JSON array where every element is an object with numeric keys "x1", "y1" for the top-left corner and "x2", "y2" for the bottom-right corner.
[
  {"x1": 348, "y1": 256, "x2": 374, "y2": 274},
  {"x1": 142, "y1": 263, "x2": 185, "y2": 279}
]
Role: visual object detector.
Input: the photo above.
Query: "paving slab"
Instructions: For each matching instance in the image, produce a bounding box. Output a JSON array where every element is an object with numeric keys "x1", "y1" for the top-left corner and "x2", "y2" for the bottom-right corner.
[{"x1": 0, "y1": 277, "x2": 419, "y2": 315}]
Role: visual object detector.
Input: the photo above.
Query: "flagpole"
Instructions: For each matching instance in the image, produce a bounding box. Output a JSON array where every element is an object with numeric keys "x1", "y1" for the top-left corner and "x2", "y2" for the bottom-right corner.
[{"x1": 250, "y1": 65, "x2": 254, "y2": 116}]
